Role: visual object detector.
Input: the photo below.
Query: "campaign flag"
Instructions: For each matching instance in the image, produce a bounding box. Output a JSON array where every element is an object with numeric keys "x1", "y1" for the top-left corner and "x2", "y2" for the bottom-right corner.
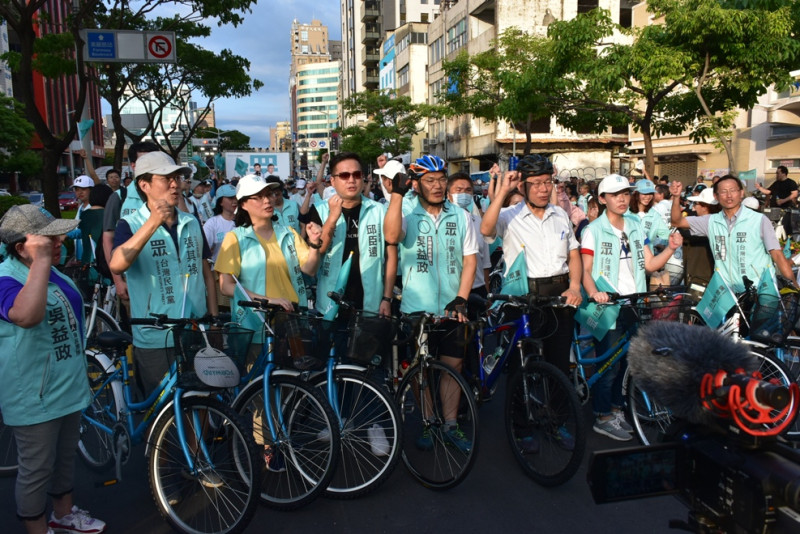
[
  {"x1": 695, "y1": 270, "x2": 737, "y2": 328},
  {"x1": 214, "y1": 153, "x2": 225, "y2": 172},
  {"x1": 231, "y1": 276, "x2": 265, "y2": 335},
  {"x1": 501, "y1": 248, "x2": 528, "y2": 297},
  {"x1": 235, "y1": 158, "x2": 249, "y2": 176},
  {"x1": 191, "y1": 155, "x2": 208, "y2": 168},
  {"x1": 323, "y1": 251, "x2": 354, "y2": 321},
  {"x1": 757, "y1": 265, "x2": 780, "y2": 301},
  {"x1": 784, "y1": 239, "x2": 792, "y2": 259},
  {"x1": 574, "y1": 276, "x2": 621, "y2": 340},
  {"x1": 77, "y1": 119, "x2": 94, "y2": 140}
]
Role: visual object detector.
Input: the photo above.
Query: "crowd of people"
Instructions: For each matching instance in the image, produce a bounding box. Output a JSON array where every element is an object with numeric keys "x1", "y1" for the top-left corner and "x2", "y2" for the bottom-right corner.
[{"x1": 0, "y1": 146, "x2": 796, "y2": 533}]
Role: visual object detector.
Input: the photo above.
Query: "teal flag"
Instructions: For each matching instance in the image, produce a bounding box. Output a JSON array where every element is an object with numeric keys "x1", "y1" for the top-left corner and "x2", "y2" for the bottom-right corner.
[
  {"x1": 501, "y1": 248, "x2": 528, "y2": 296},
  {"x1": 235, "y1": 158, "x2": 249, "y2": 176},
  {"x1": 738, "y1": 169, "x2": 757, "y2": 181},
  {"x1": 323, "y1": 251, "x2": 354, "y2": 321},
  {"x1": 574, "y1": 276, "x2": 621, "y2": 340},
  {"x1": 231, "y1": 277, "x2": 265, "y2": 334},
  {"x1": 214, "y1": 153, "x2": 225, "y2": 172},
  {"x1": 695, "y1": 270, "x2": 737, "y2": 328},
  {"x1": 77, "y1": 119, "x2": 94, "y2": 140},
  {"x1": 784, "y1": 239, "x2": 792, "y2": 259},
  {"x1": 757, "y1": 265, "x2": 780, "y2": 301},
  {"x1": 191, "y1": 155, "x2": 208, "y2": 168}
]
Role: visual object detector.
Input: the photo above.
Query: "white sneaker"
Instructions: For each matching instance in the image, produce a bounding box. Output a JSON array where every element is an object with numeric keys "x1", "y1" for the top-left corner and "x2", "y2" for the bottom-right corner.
[
  {"x1": 593, "y1": 417, "x2": 633, "y2": 441},
  {"x1": 49, "y1": 506, "x2": 106, "y2": 534},
  {"x1": 367, "y1": 424, "x2": 390, "y2": 456},
  {"x1": 613, "y1": 410, "x2": 634, "y2": 433}
]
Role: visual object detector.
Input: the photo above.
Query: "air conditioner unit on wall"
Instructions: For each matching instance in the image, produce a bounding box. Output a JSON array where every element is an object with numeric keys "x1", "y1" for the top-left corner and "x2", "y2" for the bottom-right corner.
[{"x1": 422, "y1": 138, "x2": 431, "y2": 151}]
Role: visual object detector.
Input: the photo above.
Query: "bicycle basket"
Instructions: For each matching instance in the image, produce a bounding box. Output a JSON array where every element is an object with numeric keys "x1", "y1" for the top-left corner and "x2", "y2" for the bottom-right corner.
[
  {"x1": 272, "y1": 311, "x2": 335, "y2": 371},
  {"x1": 173, "y1": 325, "x2": 253, "y2": 389},
  {"x1": 346, "y1": 311, "x2": 398, "y2": 368},
  {"x1": 649, "y1": 294, "x2": 693, "y2": 322},
  {"x1": 750, "y1": 292, "x2": 799, "y2": 343}
]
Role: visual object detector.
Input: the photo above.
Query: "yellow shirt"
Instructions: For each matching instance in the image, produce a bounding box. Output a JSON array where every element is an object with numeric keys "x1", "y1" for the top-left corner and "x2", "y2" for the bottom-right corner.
[{"x1": 215, "y1": 227, "x2": 310, "y2": 303}]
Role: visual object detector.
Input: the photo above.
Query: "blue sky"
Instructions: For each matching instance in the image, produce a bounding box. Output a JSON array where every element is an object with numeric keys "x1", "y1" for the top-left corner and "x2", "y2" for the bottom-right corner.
[{"x1": 201, "y1": 0, "x2": 341, "y2": 148}]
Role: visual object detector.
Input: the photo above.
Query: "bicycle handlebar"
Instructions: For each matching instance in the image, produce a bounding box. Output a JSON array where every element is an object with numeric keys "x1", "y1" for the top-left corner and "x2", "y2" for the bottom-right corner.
[
  {"x1": 588, "y1": 285, "x2": 687, "y2": 304},
  {"x1": 237, "y1": 298, "x2": 288, "y2": 312},
  {"x1": 487, "y1": 293, "x2": 568, "y2": 308}
]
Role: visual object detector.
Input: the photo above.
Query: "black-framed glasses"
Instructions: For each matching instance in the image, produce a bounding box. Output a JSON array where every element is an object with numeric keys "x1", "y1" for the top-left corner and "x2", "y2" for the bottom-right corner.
[{"x1": 333, "y1": 171, "x2": 363, "y2": 181}]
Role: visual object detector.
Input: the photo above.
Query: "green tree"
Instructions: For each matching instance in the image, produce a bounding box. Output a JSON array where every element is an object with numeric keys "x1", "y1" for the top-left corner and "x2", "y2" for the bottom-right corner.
[
  {"x1": 441, "y1": 28, "x2": 550, "y2": 155},
  {"x1": 195, "y1": 127, "x2": 250, "y2": 151},
  {"x1": 0, "y1": 95, "x2": 42, "y2": 177},
  {"x1": 339, "y1": 90, "x2": 434, "y2": 164}
]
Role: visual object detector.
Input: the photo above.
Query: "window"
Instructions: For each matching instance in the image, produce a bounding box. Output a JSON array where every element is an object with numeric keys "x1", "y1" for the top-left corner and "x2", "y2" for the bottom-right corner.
[
  {"x1": 770, "y1": 158, "x2": 800, "y2": 169},
  {"x1": 398, "y1": 64, "x2": 409, "y2": 87},
  {"x1": 421, "y1": 13, "x2": 429, "y2": 23},
  {"x1": 577, "y1": 0, "x2": 599, "y2": 14},
  {"x1": 429, "y1": 36, "x2": 444, "y2": 64},
  {"x1": 301, "y1": 45, "x2": 309, "y2": 54},
  {"x1": 446, "y1": 18, "x2": 467, "y2": 53}
]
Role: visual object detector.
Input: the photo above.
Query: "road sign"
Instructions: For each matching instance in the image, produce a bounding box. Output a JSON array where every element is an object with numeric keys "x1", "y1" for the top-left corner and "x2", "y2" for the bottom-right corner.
[
  {"x1": 81, "y1": 30, "x2": 176, "y2": 63},
  {"x1": 310, "y1": 141, "x2": 317, "y2": 147},
  {"x1": 319, "y1": 141, "x2": 327, "y2": 148},
  {"x1": 147, "y1": 35, "x2": 172, "y2": 59}
]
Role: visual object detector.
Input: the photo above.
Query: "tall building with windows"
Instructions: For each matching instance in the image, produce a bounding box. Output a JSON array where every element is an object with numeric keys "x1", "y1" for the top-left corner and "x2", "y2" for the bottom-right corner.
[
  {"x1": 0, "y1": 19, "x2": 12, "y2": 97},
  {"x1": 295, "y1": 61, "x2": 340, "y2": 167},
  {"x1": 425, "y1": 0, "x2": 629, "y2": 177},
  {"x1": 340, "y1": 0, "x2": 441, "y2": 127}
]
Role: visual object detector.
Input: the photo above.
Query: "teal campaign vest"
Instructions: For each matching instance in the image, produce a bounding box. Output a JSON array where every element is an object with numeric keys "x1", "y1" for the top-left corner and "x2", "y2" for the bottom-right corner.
[
  {"x1": 275, "y1": 199, "x2": 301, "y2": 233},
  {"x1": 0, "y1": 258, "x2": 90, "y2": 425},
  {"x1": 707, "y1": 207, "x2": 773, "y2": 293},
  {"x1": 586, "y1": 212, "x2": 648, "y2": 294},
  {"x1": 190, "y1": 193, "x2": 214, "y2": 223},
  {"x1": 124, "y1": 205, "x2": 208, "y2": 348},
  {"x1": 314, "y1": 197, "x2": 385, "y2": 315},
  {"x1": 399, "y1": 201, "x2": 469, "y2": 314},
  {"x1": 120, "y1": 182, "x2": 143, "y2": 219},
  {"x1": 638, "y1": 209, "x2": 670, "y2": 249},
  {"x1": 231, "y1": 225, "x2": 306, "y2": 343}
]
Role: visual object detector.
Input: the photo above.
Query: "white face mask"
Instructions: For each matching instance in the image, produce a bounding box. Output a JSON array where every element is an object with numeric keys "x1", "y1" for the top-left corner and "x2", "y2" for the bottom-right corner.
[{"x1": 451, "y1": 193, "x2": 473, "y2": 210}]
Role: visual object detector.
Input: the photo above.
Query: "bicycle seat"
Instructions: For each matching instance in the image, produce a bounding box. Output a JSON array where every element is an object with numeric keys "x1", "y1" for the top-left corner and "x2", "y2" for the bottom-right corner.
[{"x1": 96, "y1": 330, "x2": 133, "y2": 350}]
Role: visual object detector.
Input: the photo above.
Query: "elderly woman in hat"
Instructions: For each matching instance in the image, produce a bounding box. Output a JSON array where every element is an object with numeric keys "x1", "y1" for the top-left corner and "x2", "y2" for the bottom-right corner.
[{"x1": 0, "y1": 205, "x2": 105, "y2": 534}]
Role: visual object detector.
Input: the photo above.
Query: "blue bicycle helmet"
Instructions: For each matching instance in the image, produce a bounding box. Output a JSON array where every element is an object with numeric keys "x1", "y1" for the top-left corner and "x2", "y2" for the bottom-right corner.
[
  {"x1": 517, "y1": 154, "x2": 554, "y2": 176},
  {"x1": 409, "y1": 155, "x2": 447, "y2": 176}
]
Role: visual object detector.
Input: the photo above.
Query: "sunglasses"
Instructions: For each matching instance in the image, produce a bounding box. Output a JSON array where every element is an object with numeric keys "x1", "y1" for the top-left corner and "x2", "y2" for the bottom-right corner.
[{"x1": 333, "y1": 171, "x2": 363, "y2": 181}]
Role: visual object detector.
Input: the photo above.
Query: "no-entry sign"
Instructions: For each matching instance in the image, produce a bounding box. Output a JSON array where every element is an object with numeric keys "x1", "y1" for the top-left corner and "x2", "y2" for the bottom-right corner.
[
  {"x1": 82, "y1": 30, "x2": 176, "y2": 63},
  {"x1": 147, "y1": 35, "x2": 173, "y2": 59}
]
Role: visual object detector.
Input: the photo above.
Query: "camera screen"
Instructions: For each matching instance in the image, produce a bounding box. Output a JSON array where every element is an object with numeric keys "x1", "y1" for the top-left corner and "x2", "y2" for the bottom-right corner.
[{"x1": 588, "y1": 444, "x2": 684, "y2": 504}]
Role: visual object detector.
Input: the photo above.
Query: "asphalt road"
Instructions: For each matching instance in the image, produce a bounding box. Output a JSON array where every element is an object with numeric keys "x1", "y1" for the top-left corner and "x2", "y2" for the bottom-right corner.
[{"x1": 0, "y1": 390, "x2": 686, "y2": 533}]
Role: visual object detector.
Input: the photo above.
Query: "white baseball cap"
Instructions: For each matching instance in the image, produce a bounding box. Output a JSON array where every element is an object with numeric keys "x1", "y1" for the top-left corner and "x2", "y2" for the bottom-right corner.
[
  {"x1": 134, "y1": 151, "x2": 192, "y2": 180},
  {"x1": 235, "y1": 174, "x2": 278, "y2": 200},
  {"x1": 373, "y1": 160, "x2": 406, "y2": 180},
  {"x1": 687, "y1": 188, "x2": 718, "y2": 205},
  {"x1": 742, "y1": 196, "x2": 759, "y2": 210},
  {"x1": 295, "y1": 179, "x2": 307, "y2": 188},
  {"x1": 71, "y1": 175, "x2": 94, "y2": 188},
  {"x1": 598, "y1": 174, "x2": 634, "y2": 195}
]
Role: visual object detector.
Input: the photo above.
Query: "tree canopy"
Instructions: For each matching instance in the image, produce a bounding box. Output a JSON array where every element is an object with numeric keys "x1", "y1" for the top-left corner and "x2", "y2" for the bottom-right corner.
[{"x1": 0, "y1": 95, "x2": 42, "y2": 178}]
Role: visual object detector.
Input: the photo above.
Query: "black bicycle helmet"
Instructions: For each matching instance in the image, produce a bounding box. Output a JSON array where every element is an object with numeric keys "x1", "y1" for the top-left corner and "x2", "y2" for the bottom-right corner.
[{"x1": 516, "y1": 154, "x2": 554, "y2": 177}]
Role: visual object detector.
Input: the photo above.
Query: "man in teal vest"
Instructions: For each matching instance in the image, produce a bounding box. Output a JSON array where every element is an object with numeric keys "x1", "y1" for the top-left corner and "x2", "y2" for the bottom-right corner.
[
  {"x1": 670, "y1": 175, "x2": 794, "y2": 292},
  {"x1": 306, "y1": 152, "x2": 396, "y2": 318},
  {"x1": 110, "y1": 151, "x2": 218, "y2": 394},
  {"x1": 384, "y1": 154, "x2": 478, "y2": 454}
]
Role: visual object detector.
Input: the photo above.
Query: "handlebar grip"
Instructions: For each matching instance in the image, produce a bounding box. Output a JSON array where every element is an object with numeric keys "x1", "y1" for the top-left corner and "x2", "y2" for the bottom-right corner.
[{"x1": 129, "y1": 318, "x2": 158, "y2": 326}]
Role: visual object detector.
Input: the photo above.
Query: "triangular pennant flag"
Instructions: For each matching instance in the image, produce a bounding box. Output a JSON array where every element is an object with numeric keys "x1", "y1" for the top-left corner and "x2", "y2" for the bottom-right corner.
[
  {"x1": 191, "y1": 154, "x2": 208, "y2": 168},
  {"x1": 214, "y1": 153, "x2": 225, "y2": 172},
  {"x1": 235, "y1": 158, "x2": 249, "y2": 176},
  {"x1": 500, "y1": 247, "x2": 528, "y2": 297},
  {"x1": 574, "y1": 275, "x2": 621, "y2": 340},
  {"x1": 695, "y1": 270, "x2": 737, "y2": 329},
  {"x1": 757, "y1": 265, "x2": 780, "y2": 301},
  {"x1": 323, "y1": 251, "x2": 354, "y2": 321},
  {"x1": 231, "y1": 276, "x2": 265, "y2": 335},
  {"x1": 77, "y1": 119, "x2": 94, "y2": 140}
]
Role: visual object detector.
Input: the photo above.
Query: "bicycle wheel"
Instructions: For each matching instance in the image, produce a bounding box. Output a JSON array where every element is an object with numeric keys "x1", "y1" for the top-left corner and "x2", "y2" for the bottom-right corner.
[
  {"x1": 234, "y1": 375, "x2": 340, "y2": 510},
  {"x1": 311, "y1": 370, "x2": 402, "y2": 498},
  {"x1": 505, "y1": 361, "x2": 586, "y2": 487},
  {"x1": 148, "y1": 396, "x2": 260, "y2": 534},
  {"x1": 84, "y1": 304, "x2": 121, "y2": 350},
  {"x1": 78, "y1": 351, "x2": 122, "y2": 471},
  {"x1": 0, "y1": 408, "x2": 17, "y2": 476},
  {"x1": 626, "y1": 369, "x2": 674, "y2": 446},
  {"x1": 396, "y1": 359, "x2": 479, "y2": 490}
]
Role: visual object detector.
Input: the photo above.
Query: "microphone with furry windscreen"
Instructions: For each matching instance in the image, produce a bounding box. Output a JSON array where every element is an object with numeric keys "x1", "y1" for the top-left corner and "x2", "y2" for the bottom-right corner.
[{"x1": 628, "y1": 321, "x2": 798, "y2": 436}]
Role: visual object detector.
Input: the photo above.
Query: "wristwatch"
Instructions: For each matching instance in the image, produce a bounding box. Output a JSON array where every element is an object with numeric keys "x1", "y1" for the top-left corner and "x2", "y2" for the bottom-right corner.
[
  {"x1": 308, "y1": 241, "x2": 322, "y2": 250},
  {"x1": 381, "y1": 296, "x2": 392, "y2": 303}
]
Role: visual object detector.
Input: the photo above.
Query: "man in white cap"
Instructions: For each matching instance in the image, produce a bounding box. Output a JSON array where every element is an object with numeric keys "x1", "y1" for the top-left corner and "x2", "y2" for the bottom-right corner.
[
  {"x1": 109, "y1": 151, "x2": 218, "y2": 395},
  {"x1": 71, "y1": 175, "x2": 94, "y2": 220},
  {"x1": 289, "y1": 178, "x2": 307, "y2": 205},
  {"x1": 581, "y1": 173, "x2": 682, "y2": 441}
]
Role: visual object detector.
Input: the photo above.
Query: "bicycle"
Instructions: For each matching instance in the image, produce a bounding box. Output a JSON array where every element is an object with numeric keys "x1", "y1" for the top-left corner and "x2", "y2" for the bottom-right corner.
[
  {"x1": 471, "y1": 293, "x2": 586, "y2": 487},
  {"x1": 230, "y1": 299, "x2": 341, "y2": 510},
  {"x1": 393, "y1": 312, "x2": 479, "y2": 490},
  {"x1": 78, "y1": 316, "x2": 261, "y2": 534},
  {"x1": 308, "y1": 292, "x2": 403, "y2": 498}
]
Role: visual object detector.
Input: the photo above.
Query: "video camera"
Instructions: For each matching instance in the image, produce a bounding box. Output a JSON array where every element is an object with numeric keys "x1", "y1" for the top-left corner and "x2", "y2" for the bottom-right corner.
[{"x1": 587, "y1": 321, "x2": 800, "y2": 533}]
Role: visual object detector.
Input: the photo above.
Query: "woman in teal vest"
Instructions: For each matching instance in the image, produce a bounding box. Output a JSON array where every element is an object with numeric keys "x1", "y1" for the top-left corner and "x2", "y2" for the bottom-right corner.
[
  {"x1": 0, "y1": 205, "x2": 105, "y2": 534},
  {"x1": 215, "y1": 175, "x2": 323, "y2": 348},
  {"x1": 581, "y1": 174, "x2": 682, "y2": 442}
]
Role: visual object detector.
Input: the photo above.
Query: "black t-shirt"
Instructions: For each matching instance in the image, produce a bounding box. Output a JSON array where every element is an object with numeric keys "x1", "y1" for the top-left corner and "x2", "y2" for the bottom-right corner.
[
  {"x1": 302, "y1": 204, "x2": 365, "y2": 308},
  {"x1": 769, "y1": 178, "x2": 798, "y2": 207}
]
